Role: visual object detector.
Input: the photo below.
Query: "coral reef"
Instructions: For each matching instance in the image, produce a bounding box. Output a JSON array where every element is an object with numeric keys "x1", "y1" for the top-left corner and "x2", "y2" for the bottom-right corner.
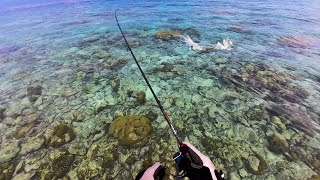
[
  {"x1": 45, "y1": 124, "x2": 76, "y2": 147},
  {"x1": 46, "y1": 152, "x2": 75, "y2": 179},
  {"x1": 108, "y1": 115, "x2": 152, "y2": 146},
  {"x1": 76, "y1": 160, "x2": 103, "y2": 179},
  {"x1": 86, "y1": 139, "x2": 118, "y2": 166}
]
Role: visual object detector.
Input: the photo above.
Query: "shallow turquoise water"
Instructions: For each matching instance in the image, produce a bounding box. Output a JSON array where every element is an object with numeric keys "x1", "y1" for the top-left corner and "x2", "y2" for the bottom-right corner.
[{"x1": 0, "y1": 0, "x2": 320, "y2": 179}]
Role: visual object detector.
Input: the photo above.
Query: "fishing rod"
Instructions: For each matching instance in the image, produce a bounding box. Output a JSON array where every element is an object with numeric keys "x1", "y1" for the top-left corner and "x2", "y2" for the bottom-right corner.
[{"x1": 114, "y1": 9, "x2": 184, "y2": 147}]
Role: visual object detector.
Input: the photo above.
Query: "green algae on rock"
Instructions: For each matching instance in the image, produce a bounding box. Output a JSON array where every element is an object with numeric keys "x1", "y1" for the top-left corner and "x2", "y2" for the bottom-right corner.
[
  {"x1": 155, "y1": 30, "x2": 182, "y2": 40},
  {"x1": 108, "y1": 115, "x2": 152, "y2": 147},
  {"x1": 267, "y1": 133, "x2": 289, "y2": 154},
  {"x1": 26, "y1": 85, "x2": 42, "y2": 103},
  {"x1": 272, "y1": 116, "x2": 286, "y2": 130},
  {"x1": 20, "y1": 136, "x2": 45, "y2": 155},
  {"x1": 0, "y1": 141, "x2": 20, "y2": 163},
  {"x1": 308, "y1": 175, "x2": 320, "y2": 180},
  {"x1": 134, "y1": 91, "x2": 146, "y2": 105},
  {"x1": 76, "y1": 160, "x2": 104, "y2": 179},
  {"x1": 11, "y1": 121, "x2": 36, "y2": 139},
  {"x1": 74, "y1": 139, "x2": 118, "y2": 179},
  {"x1": 245, "y1": 106, "x2": 267, "y2": 122},
  {"x1": 0, "y1": 108, "x2": 5, "y2": 120},
  {"x1": 11, "y1": 69, "x2": 31, "y2": 81},
  {"x1": 47, "y1": 152, "x2": 75, "y2": 179},
  {"x1": 99, "y1": 57, "x2": 128, "y2": 70},
  {"x1": 0, "y1": 162, "x2": 15, "y2": 180},
  {"x1": 86, "y1": 139, "x2": 118, "y2": 165},
  {"x1": 145, "y1": 109, "x2": 158, "y2": 121},
  {"x1": 243, "y1": 154, "x2": 268, "y2": 175},
  {"x1": 45, "y1": 123, "x2": 76, "y2": 147},
  {"x1": 110, "y1": 76, "x2": 121, "y2": 93}
]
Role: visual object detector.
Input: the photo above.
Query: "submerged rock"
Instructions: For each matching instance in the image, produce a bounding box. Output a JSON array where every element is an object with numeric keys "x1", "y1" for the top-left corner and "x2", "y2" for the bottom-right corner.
[
  {"x1": 20, "y1": 136, "x2": 44, "y2": 155},
  {"x1": 308, "y1": 175, "x2": 320, "y2": 180},
  {"x1": 12, "y1": 172, "x2": 35, "y2": 180},
  {"x1": 100, "y1": 57, "x2": 127, "y2": 70},
  {"x1": 272, "y1": 116, "x2": 286, "y2": 130},
  {"x1": 80, "y1": 35, "x2": 101, "y2": 44},
  {"x1": 4, "y1": 102, "x2": 23, "y2": 118},
  {"x1": 245, "y1": 106, "x2": 267, "y2": 121},
  {"x1": 110, "y1": 76, "x2": 120, "y2": 92},
  {"x1": 11, "y1": 121, "x2": 36, "y2": 139},
  {"x1": 87, "y1": 139, "x2": 118, "y2": 167},
  {"x1": 145, "y1": 109, "x2": 158, "y2": 121},
  {"x1": 266, "y1": 102, "x2": 318, "y2": 137},
  {"x1": 11, "y1": 69, "x2": 31, "y2": 81},
  {"x1": 128, "y1": 40, "x2": 141, "y2": 47},
  {"x1": 108, "y1": 115, "x2": 152, "y2": 147},
  {"x1": 155, "y1": 29, "x2": 182, "y2": 40},
  {"x1": 208, "y1": 104, "x2": 217, "y2": 119},
  {"x1": 68, "y1": 141, "x2": 87, "y2": 156},
  {"x1": 244, "y1": 154, "x2": 268, "y2": 175},
  {"x1": 239, "y1": 168, "x2": 249, "y2": 178},
  {"x1": 267, "y1": 133, "x2": 289, "y2": 154},
  {"x1": 0, "y1": 162, "x2": 15, "y2": 180},
  {"x1": 183, "y1": 27, "x2": 201, "y2": 39},
  {"x1": 191, "y1": 94, "x2": 202, "y2": 104},
  {"x1": 45, "y1": 124, "x2": 76, "y2": 147},
  {"x1": 0, "y1": 141, "x2": 20, "y2": 163},
  {"x1": 47, "y1": 152, "x2": 74, "y2": 179},
  {"x1": 27, "y1": 85, "x2": 43, "y2": 103},
  {"x1": 134, "y1": 91, "x2": 146, "y2": 105},
  {"x1": 27, "y1": 85, "x2": 42, "y2": 96},
  {"x1": 77, "y1": 160, "x2": 103, "y2": 179},
  {"x1": 215, "y1": 57, "x2": 228, "y2": 65},
  {"x1": 278, "y1": 36, "x2": 318, "y2": 48},
  {"x1": 0, "y1": 108, "x2": 5, "y2": 120},
  {"x1": 94, "y1": 49, "x2": 109, "y2": 59}
]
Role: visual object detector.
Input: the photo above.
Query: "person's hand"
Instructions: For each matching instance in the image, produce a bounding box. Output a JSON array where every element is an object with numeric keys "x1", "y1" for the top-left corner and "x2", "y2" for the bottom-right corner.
[
  {"x1": 135, "y1": 162, "x2": 166, "y2": 180},
  {"x1": 174, "y1": 142, "x2": 224, "y2": 180}
]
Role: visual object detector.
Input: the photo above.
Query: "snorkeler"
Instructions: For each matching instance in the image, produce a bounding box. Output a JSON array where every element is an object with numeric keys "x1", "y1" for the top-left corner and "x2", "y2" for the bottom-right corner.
[{"x1": 136, "y1": 142, "x2": 224, "y2": 180}]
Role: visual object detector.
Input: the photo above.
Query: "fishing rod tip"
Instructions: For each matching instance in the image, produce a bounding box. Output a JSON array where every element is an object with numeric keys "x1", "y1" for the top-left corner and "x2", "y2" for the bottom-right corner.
[{"x1": 115, "y1": 9, "x2": 121, "y2": 18}]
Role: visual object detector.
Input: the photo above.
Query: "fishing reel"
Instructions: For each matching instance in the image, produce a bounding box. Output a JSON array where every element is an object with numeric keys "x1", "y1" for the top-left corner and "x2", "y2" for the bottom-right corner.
[
  {"x1": 173, "y1": 151, "x2": 188, "y2": 179},
  {"x1": 173, "y1": 148, "x2": 225, "y2": 180}
]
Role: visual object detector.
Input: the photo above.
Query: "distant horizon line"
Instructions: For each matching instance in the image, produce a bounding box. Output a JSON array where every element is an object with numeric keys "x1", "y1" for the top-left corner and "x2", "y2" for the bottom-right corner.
[{"x1": 0, "y1": 0, "x2": 89, "y2": 12}]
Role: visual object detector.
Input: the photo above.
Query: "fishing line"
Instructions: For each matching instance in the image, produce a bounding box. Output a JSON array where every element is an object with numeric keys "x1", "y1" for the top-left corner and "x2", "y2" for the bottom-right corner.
[{"x1": 114, "y1": 9, "x2": 183, "y2": 146}]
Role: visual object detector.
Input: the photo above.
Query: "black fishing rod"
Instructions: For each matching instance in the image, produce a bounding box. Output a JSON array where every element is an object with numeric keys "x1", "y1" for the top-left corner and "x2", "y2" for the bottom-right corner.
[{"x1": 114, "y1": 9, "x2": 184, "y2": 147}]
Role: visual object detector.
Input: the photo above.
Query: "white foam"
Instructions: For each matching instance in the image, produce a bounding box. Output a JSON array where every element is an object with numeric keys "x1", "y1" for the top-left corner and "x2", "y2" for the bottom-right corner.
[{"x1": 181, "y1": 35, "x2": 234, "y2": 52}]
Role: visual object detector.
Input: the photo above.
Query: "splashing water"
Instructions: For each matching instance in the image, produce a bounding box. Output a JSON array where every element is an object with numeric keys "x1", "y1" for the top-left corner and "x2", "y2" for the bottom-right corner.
[{"x1": 182, "y1": 35, "x2": 234, "y2": 52}]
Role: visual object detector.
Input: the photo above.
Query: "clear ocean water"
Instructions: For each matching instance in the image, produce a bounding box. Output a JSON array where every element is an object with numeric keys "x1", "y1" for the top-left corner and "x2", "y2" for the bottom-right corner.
[{"x1": 0, "y1": 0, "x2": 320, "y2": 179}]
